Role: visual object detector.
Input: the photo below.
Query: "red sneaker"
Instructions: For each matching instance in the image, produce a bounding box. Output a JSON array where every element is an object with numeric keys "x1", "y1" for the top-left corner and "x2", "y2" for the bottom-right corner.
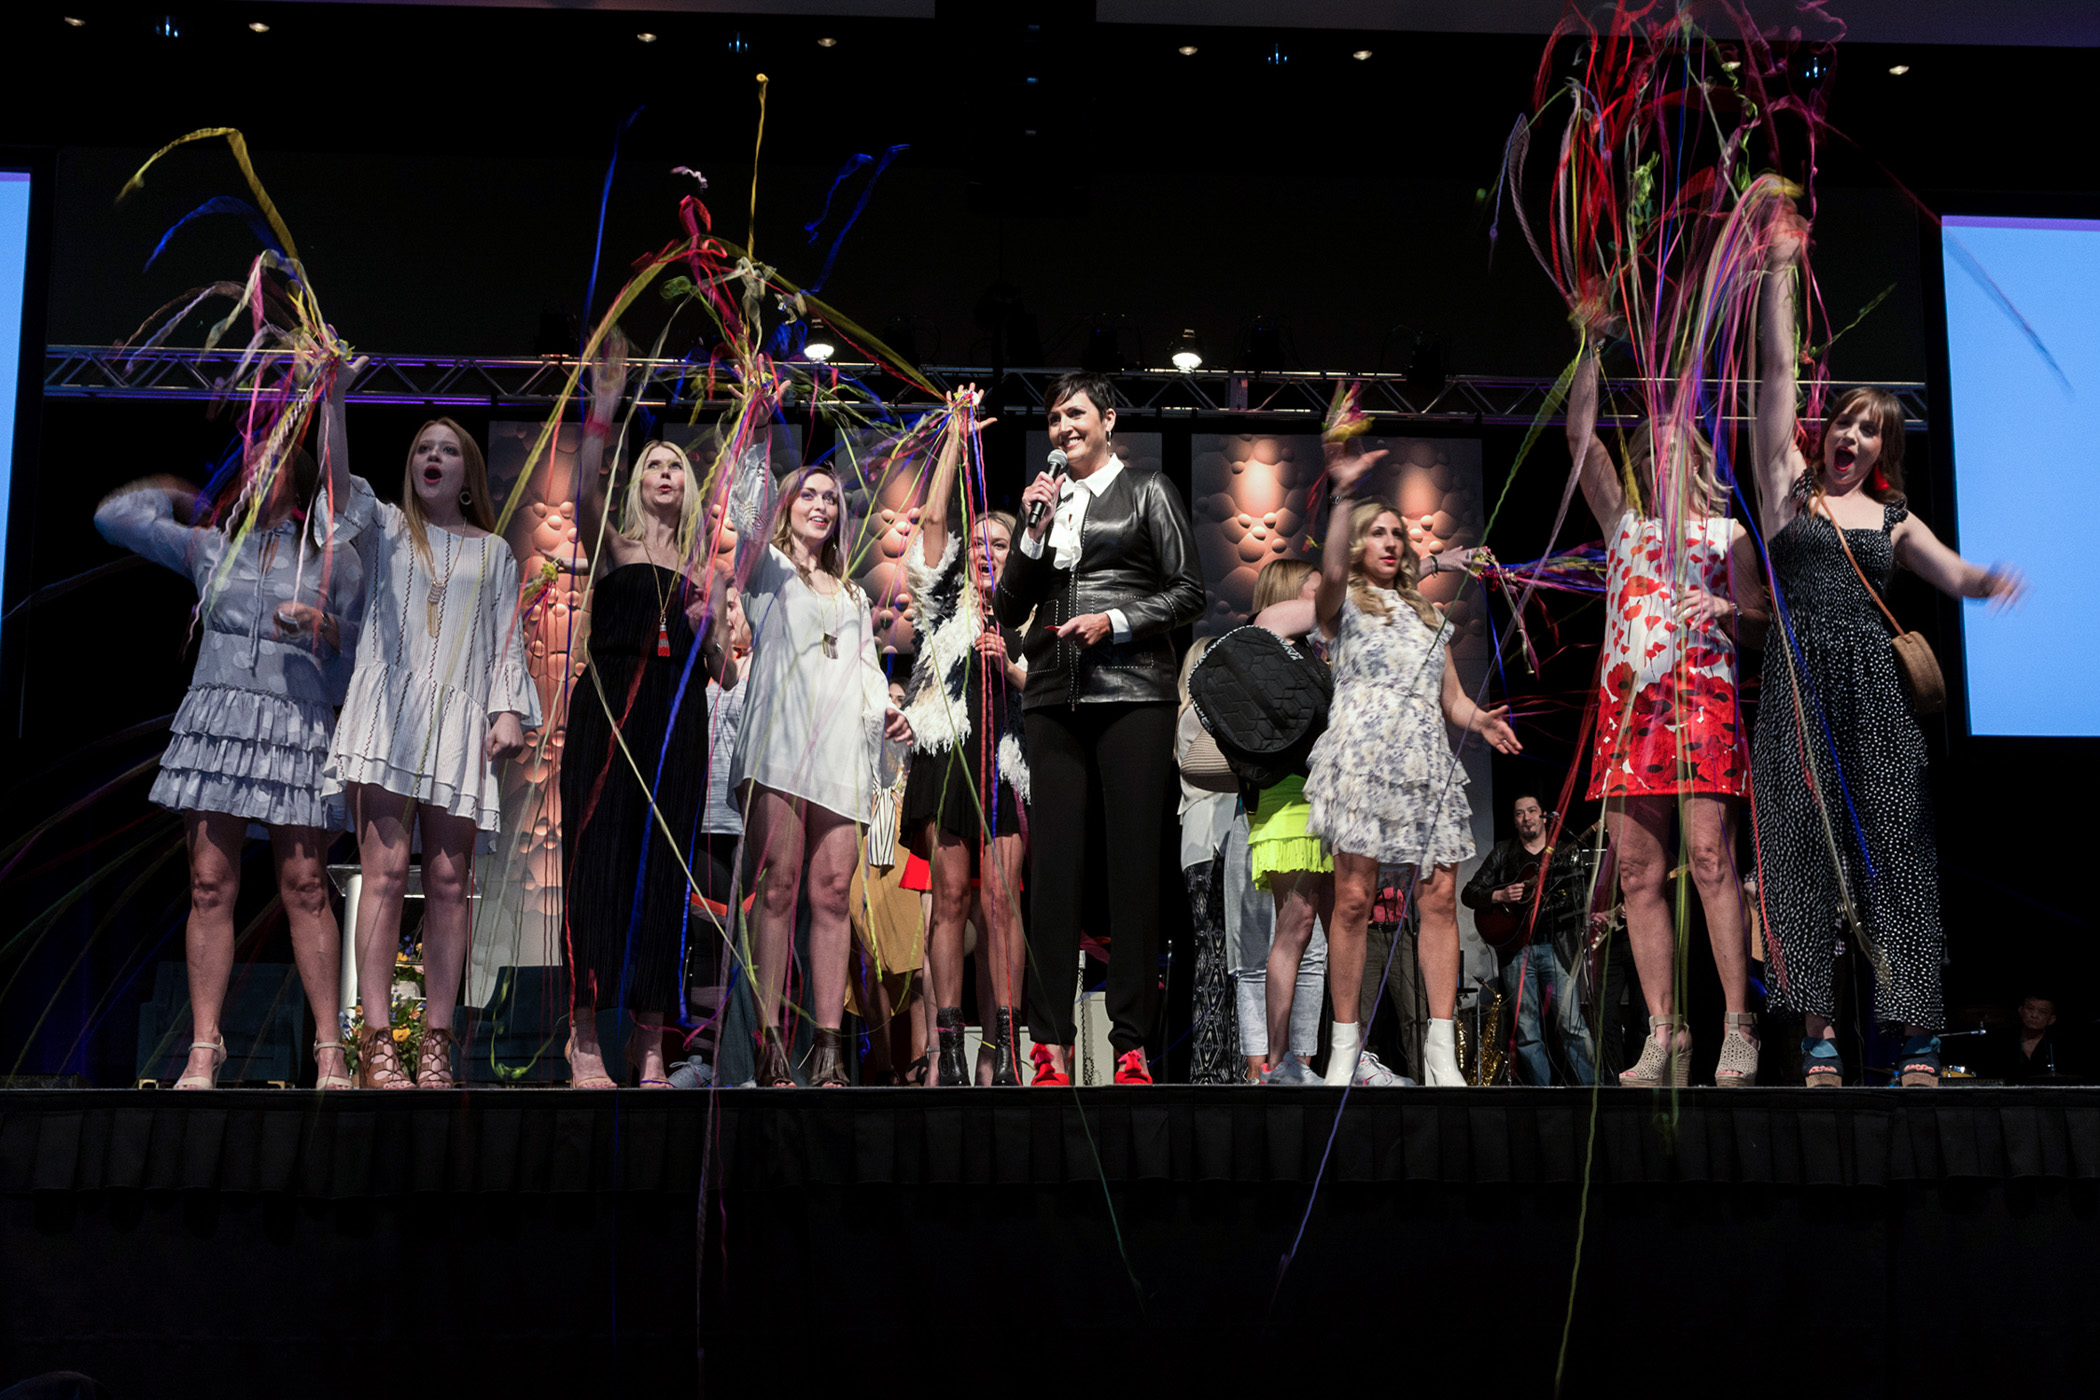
[
  {"x1": 1029, "y1": 1044, "x2": 1070, "y2": 1087},
  {"x1": 1113, "y1": 1049, "x2": 1152, "y2": 1085}
]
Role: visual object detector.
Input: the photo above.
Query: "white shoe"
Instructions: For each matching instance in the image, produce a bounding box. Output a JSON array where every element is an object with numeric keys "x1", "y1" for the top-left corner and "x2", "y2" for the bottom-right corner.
[
  {"x1": 1323, "y1": 1021, "x2": 1362, "y2": 1086},
  {"x1": 1262, "y1": 1052, "x2": 1321, "y2": 1086},
  {"x1": 1352, "y1": 1049, "x2": 1413, "y2": 1087},
  {"x1": 1423, "y1": 1018, "x2": 1466, "y2": 1087}
]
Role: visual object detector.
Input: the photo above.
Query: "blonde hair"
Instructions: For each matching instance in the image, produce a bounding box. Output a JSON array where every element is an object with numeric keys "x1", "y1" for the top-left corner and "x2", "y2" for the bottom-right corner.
[
  {"x1": 619, "y1": 438, "x2": 703, "y2": 556},
  {"x1": 1251, "y1": 556, "x2": 1316, "y2": 613},
  {"x1": 1622, "y1": 421, "x2": 1727, "y2": 517},
  {"x1": 770, "y1": 466, "x2": 858, "y2": 597},
  {"x1": 1177, "y1": 635, "x2": 1213, "y2": 707},
  {"x1": 399, "y1": 418, "x2": 495, "y2": 566},
  {"x1": 1347, "y1": 501, "x2": 1440, "y2": 629}
]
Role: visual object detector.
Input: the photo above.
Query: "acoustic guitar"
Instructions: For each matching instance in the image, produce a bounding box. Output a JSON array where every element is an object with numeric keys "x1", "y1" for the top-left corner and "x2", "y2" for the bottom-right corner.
[{"x1": 1473, "y1": 822, "x2": 1598, "y2": 955}]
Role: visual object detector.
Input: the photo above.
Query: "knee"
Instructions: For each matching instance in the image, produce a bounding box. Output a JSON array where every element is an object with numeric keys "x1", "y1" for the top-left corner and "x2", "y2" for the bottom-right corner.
[
  {"x1": 1331, "y1": 885, "x2": 1372, "y2": 929},
  {"x1": 1417, "y1": 877, "x2": 1457, "y2": 922},
  {"x1": 278, "y1": 866, "x2": 332, "y2": 920},
  {"x1": 188, "y1": 864, "x2": 236, "y2": 916},
  {"x1": 1617, "y1": 849, "x2": 1666, "y2": 897},
  {"x1": 808, "y1": 864, "x2": 853, "y2": 919},
  {"x1": 1688, "y1": 838, "x2": 1735, "y2": 892}
]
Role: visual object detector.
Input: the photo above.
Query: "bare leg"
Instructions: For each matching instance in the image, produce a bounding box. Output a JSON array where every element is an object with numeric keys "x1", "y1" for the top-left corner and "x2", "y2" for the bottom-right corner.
[
  {"x1": 350, "y1": 785, "x2": 413, "y2": 1051},
  {"x1": 1608, "y1": 798, "x2": 1677, "y2": 1025},
  {"x1": 270, "y1": 823, "x2": 347, "y2": 1084},
  {"x1": 414, "y1": 803, "x2": 480, "y2": 1034},
  {"x1": 741, "y1": 784, "x2": 808, "y2": 1032},
  {"x1": 177, "y1": 811, "x2": 245, "y2": 1083},
  {"x1": 1327, "y1": 853, "x2": 1379, "y2": 1028},
  {"x1": 1415, "y1": 863, "x2": 1461, "y2": 1021},
  {"x1": 1262, "y1": 871, "x2": 1329, "y2": 1062},
  {"x1": 982, "y1": 830, "x2": 1028, "y2": 1013},
  {"x1": 925, "y1": 825, "x2": 973, "y2": 1009},
  {"x1": 1686, "y1": 794, "x2": 1752, "y2": 1020},
  {"x1": 802, "y1": 805, "x2": 862, "y2": 1030}
]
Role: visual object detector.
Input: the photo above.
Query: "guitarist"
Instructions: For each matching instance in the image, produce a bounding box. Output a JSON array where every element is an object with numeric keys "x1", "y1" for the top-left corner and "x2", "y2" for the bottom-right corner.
[{"x1": 1463, "y1": 795, "x2": 1589, "y2": 1085}]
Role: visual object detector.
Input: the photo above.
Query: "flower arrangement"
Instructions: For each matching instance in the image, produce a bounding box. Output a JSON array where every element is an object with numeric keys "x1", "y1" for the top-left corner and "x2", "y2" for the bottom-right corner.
[{"x1": 340, "y1": 930, "x2": 425, "y2": 1075}]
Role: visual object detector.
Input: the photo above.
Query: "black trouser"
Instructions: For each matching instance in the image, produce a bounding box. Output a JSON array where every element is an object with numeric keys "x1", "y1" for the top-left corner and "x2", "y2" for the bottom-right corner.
[{"x1": 1024, "y1": 701, "x2": 1175, "y2": 1054}]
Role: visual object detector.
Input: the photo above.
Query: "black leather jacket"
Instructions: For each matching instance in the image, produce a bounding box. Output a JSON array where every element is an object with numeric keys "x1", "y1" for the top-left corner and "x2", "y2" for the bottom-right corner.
[
  {"x1": 994, "y1": 464, "x2": 1205, "y2": 710},
  {"x1": 1463, "y1": 836, "x2": 1584, "y2": 965}
]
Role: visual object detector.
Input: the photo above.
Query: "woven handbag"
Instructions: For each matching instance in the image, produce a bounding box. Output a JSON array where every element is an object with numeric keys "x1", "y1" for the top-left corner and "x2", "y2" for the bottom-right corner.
[{"x1": 1818, "y1": 495, "x2": 1945, "y2": 717}]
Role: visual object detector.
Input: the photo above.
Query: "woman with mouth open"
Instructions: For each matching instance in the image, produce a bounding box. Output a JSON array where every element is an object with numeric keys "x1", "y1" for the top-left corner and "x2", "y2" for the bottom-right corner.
[
  {"x1": 319, "y1": 405, "x2": 541, "y2": 1088},
  {"x1": 729, "y1": 459, "x2": 914, "y2": 1086},
  {"x1": 553, "y1": 341, "x2": 739, "y2": 1090},
  {"x1": 1752, "y1": 203, "x2": 2024, "y2": 1087},
  {"x1": 1303, "y1": 442, "x2": 1522, "y2": 1088}
]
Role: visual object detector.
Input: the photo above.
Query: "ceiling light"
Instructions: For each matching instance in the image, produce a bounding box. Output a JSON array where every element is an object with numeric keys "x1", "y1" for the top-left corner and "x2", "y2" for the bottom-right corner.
[
  {"x1": 817, "y1": 36, "x2": 836, "y2": 48},
  {"x1": 1171, "y1": 328, "x2": 1203, "y2": 373},
  {"x1": 1352, "y1": 49, "x2": 1373, "y2": 61},
  {"x1": 248, "y1": 20, "x2": 269, "y2": 32},
  {"x1": 1177, "y1": 44, "x2": 1197, "y2": 56},
  {"x1": 637, "y1": 31, "x2": 657, "y2": 43},
  {"x1": 804, "y1": 335, "x2": 836, "y2": 364},
  {"x1": 1888, "y1": 63, "x2": 1910, "y2": 75},
  {"x1": 62, "y1": 15, "x2": 86, "y2": 25}
]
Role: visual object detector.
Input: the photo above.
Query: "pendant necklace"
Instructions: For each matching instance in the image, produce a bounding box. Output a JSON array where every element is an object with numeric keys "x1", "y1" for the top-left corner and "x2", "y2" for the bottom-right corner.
[{"x1": 426, "y1": 531, "x2": 461, "y2": 638}]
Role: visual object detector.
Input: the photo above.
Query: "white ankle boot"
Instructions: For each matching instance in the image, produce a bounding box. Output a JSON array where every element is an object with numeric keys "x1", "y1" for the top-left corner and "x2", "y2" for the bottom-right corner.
[
  {"x1": 1424, "y1": 1018, "x2": 1465, "y2": 1087},
  {"x1": 1323, "y1": 1021, "x2": 1361, "y2": 1086}
]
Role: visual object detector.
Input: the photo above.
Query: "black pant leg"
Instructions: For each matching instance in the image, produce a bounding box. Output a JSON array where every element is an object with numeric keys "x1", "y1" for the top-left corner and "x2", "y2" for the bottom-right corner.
[
  {"x1": 1023, "y1": 707, "x2": 1092, "y2": 1048},
  {"x1": 1093, "y1": 702, "x2": 1176, "y2": 1055}
]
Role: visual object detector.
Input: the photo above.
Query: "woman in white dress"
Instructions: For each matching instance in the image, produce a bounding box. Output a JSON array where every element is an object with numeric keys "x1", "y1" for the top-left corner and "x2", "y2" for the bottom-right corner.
[
  {"x1": 731, "y1": 464, "x2": 913, "y2": 1086},
  {"x1": 1304, "y1": 442, "x2": 1521, "y2": 1087},
  {"x1": 319, "y1": 408, "x2": 541, "y2": 1087}
]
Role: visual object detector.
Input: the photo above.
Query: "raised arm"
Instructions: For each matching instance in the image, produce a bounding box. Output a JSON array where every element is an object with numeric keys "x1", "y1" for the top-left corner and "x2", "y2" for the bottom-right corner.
[
  {"x1": 1754, "y1": 205, "x2": 1810, "y2": 536},
  {"x1": 319, "y1": 354, "x2": 368, "y2": 512},
  {"x1": 1314, "y1": 441, "x2": 1385, "y2": 633},
  {"x1": 571, "y1": 334, "x2": 628, "y2": 572},
  {"x1": 1254, "y1": 598, "x2": 1317, "y2": 640},
  {"x1": 1568, "y1": 340, "x2": 1626, "y2": 529},
  {"x1": 915, "y1": 387, "x2": 985, "y2": 569}
]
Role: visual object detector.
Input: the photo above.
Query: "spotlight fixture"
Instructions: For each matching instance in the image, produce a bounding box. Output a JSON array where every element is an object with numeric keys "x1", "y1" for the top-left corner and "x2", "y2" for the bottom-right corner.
[
  {"x1": 1177, "y1": 44, "x2": 1197, "y2": 56},
  {"x1": 1352, "y1": 49, "x2": 1373, "y2": 61},
  {"x1": 817, "y1": 36, "x2": 837, "y2": 48},
  {"x1": 727, "y1": 30, "x2": 749, "y2": 55},
  {"x1": 1888, "y1": 62, "x2": 1910, "y2": 75},
  {"x1": 62, "y1": 15, "x2": 86, "y2": 25},
  {"x1": 1265, "y1": 43, "x2": 1288, "y2": 66},
  {"x1": 637, "y1": 31, "x2": 657, "y2": 43},
  {"x1": 248, "y1": 20, "x2": 269, "y2": 32},
  {"x1": 804, "y1": 333, "x2": 837, "y2": 364},
  {"x1": 1169, "y1": 328, "x2": 1203, "y2": 373},
  {"x1": 155, "y1": 14, "x2": 180, "y2": 37}
]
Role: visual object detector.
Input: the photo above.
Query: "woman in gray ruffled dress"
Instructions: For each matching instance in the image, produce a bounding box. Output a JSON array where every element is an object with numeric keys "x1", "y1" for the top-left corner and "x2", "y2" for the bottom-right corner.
[{"x1": 95, "y1": 370, "x2": 368, "y2": 1090}]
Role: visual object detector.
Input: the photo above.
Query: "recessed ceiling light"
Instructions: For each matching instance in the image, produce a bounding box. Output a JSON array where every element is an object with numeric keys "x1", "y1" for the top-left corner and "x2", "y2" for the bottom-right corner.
[
  {"x1": 1888, "y1": 63, "x2": 1910, "y2": 75},
  {"x1": 637, "y1": 31, "x2": 657, "y2": 43},
  {"x1": 1352, "y1": 49, "x2": 1373, "y2": 61},
  {"x1": 62, "y1": 15, "x2": 86, "y2": 26},
  {"x1": 1177, "y1": 44, "x2": 1197, "y2": 56},
  {"x1": 248, "y1": 21, "x2": 269, "y2": 32},
  {"x1": 817, "y1": 36, "x2": 836, "y2": 48}
]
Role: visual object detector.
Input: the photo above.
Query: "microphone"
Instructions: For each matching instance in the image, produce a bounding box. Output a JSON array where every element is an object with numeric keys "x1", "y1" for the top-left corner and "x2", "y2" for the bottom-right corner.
[{"x1": 1026, "y1": 448, "x2": 1070, "y2": 532}]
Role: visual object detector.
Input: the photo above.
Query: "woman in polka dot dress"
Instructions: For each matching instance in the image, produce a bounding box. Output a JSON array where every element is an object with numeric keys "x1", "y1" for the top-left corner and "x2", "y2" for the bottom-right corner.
[{"x1": 1753, "y1": 208, "x2": 2024, "y2": 1086}]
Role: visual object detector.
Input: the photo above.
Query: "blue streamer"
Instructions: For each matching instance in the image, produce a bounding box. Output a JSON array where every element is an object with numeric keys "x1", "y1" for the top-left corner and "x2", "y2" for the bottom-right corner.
[
  {"x1": 581, "y1": 106, "x2": 646, "y2": 354},
  {"x1": 805, "y1": 144, "x2": 908, "y2": 295},
  {"x1": 143, "y1": 196, "x2": 283, "y2": 273}
]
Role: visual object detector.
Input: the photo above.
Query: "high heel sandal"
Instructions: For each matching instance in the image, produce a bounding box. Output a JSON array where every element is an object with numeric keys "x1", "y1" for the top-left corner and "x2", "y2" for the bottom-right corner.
[
  {"x1": 173, "y1": 1037, "x2": 227, "y2": 1090},
  {"x1": 1714, "y1": 1012, "x2": 1759, "y2": 1088},
  {"x1": 416, "y1": 1027, "x2": 457, "y2": 1089},
  {"x1": 1618, "y1": 1014, "x2": 1691, "y2": 1088},
  {"x1": 755, "y1": 1027, "x2": 794, "y2": 1087},
  {"x1": 313, "y1": 1040, "x2": 354, "y2": 1091},
  {"x1": 1898, "y1": 1034, "x2": 1941, "y2": 1088},
  {"x1": 808, "y1": 1027, "x2": 851, "y2": 1087},
  {"x1": 355, "y1": 1025, "x2": 412, "y2": 1090},
  {"x1": 566, "y1": 1031, "x2": 617, "y2": 1089},
  {"x1": 625, "y1": 1031, "x2": 673, "y2": 1088},
  {"x1": 900, "y1": 1053, "x2": 930, "y2": 1087},
  {"x1": 1801, "y1": 1035, "x2": 1844, "y2": 1087},
  {"x1": 987, "y1": 1007, "x2": 1021, "y2": 1087},
  {"x1": 932, "y1": 1007, "x2": 970, "y2": 1087}
]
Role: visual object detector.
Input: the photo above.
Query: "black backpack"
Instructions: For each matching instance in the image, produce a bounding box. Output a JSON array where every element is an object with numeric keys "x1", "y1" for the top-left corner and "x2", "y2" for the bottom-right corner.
[{"x1": 1187, "y1": 625, "x2": 1333, "y2": 790}]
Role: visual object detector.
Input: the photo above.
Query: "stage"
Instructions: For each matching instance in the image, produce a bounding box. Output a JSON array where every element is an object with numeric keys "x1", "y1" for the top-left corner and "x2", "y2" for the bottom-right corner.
[{"x1": 7, "y1": 1085, "x2": 2100, "y2": 1395}]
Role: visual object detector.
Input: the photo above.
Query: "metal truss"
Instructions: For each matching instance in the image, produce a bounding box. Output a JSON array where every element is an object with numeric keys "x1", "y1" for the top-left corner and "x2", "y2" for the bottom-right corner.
[{"x1": 44, "y1": 345, "x2": 1929, "y2": 428}]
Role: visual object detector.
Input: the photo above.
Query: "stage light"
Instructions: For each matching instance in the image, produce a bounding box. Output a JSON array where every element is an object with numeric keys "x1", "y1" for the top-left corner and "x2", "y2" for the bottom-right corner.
[
  {"x1": 155, "y1": 14, "x2": 180, "y2": 38},
  {"x1": 727, "y1": 30, "x2": 749, "y2": 55},
  {"x1": 248, "y1": 20, "x2": 269, "y2": 32},
  {"x1": 62, "y1": 15, "x2": 86, "y2": 25},
  {"x1": 817, "y1": 36, "x2": 837, "y2": 48},
  {"x1": 637, "y1": 31, "x2": 657, "y2": 43},
  {"x1": 1353, "y1": 49, "x2": 1373, "y2": 61},
  {"x1": 1177, "y1": 44, "x2": 1197, "y2": 56},
  {"x1": 804, "y1": 334, "x2": 836, "y2": 363},
  {"x1": 1889, "y1": 63, "x2": 1910, "y2": 75},
  {"x1": 1266, "y1": 43, "x2": 1288, "y2": 66},
  {"x1": 1171, "y1": 328, "x2": 1203, "y2": 373}
]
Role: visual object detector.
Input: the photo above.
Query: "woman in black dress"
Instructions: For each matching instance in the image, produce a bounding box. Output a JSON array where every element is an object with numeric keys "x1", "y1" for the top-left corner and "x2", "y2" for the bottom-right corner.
[
  {"x1": 559, "y1": 354, "x2": 736, "y2": 1088},
  {"x1": 900, "y1": 389, "x2": 1030, "y2": 1086},
  {"x1": 1753, "y1": 207, "x2": 2023, "y2": 1086}
]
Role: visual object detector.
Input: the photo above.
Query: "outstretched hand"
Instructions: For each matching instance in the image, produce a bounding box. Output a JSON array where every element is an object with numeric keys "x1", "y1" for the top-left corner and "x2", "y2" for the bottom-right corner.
[
  {"x1": 1768, "y1": 196, "x2": 1809, "y2": 270},
  {"x1": 327, "y1": 355, "x2": 369, "y2": 406},
  {"x1": 1472, "y1": 704, "x2": 1522, "y2": 755},
  {"x1": 1324, "y1": 441, "x2": 1389, "y2": 498},
  {"x1": 589, "y1": 330, "x2": 629, "y2": 429},
  {"x1": 1980, "y1": 566, "x2": 2028, "y2": 611}
]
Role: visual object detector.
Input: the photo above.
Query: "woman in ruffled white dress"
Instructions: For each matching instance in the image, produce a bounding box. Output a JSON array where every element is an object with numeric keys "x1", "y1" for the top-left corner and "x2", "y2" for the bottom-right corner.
[
  {"x1": 319, "y1": 407, "x2": 541, "y2": 1087},
  {"x1": 93, "y1": 369, "x2": 368, "y2": 1090},
  {"x1": 1304, "y1": 441, "x2": 1521, "y2": 1087},
  {"x1": 730, "y1": 463, "x2": 913, "y2": 1086}
]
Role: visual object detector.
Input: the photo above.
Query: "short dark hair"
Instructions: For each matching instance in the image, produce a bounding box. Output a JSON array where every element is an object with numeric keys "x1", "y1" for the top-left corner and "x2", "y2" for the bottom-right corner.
[{"x1": 1044, "y1": 371, "x2": 1118, "y2": 418}]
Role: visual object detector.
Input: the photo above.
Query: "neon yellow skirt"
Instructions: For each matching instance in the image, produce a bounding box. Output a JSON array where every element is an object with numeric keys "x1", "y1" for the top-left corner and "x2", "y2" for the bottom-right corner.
[{"x1": 1248, "y1": 774, "x2": 1332, "y2": 890}]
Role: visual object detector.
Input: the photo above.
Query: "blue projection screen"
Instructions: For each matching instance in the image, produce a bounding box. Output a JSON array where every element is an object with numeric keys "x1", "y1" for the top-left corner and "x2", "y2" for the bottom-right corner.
[
  {"x1": 0, "y1": 170, "x2": 28, "y2": 626},
  {"x1": 1940, "y1": 214, "x2": 2100, "y2": 737}
]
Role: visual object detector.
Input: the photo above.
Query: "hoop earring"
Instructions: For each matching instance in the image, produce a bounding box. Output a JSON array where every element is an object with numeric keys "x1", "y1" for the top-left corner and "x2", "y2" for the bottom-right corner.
[{"x1": 459, "y1": 488, "x2": 473, "y2": 507}]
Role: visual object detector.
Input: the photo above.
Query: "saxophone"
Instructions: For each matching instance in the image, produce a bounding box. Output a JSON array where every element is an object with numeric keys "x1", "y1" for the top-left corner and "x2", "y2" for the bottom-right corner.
[{"x1": 1455, "y1": 986, "x2": 1509, "y2": 1086}]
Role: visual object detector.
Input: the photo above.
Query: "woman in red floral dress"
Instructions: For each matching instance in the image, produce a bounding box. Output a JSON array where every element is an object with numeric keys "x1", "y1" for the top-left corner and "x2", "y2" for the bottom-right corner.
[{"x1": 1572, "y1": 342, "x2": 1767, "y2": 1087}]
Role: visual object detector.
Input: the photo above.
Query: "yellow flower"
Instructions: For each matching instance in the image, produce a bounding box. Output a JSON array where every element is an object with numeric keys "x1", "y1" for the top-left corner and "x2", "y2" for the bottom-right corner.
[{"x1": 392, "y1": 1027, "x2": 410, "y2": 1043}]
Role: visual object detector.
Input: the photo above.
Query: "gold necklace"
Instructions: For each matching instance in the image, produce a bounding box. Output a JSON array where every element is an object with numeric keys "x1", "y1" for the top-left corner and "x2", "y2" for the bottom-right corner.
[{"x1": 425, "y1": 531, "x2": 462, "y2": 638}]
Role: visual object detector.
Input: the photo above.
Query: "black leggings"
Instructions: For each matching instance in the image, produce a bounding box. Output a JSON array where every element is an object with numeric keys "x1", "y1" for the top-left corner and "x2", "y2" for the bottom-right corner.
[{"x1": 1023, "y1": 701, "x2": 1175, "y2": 1053}]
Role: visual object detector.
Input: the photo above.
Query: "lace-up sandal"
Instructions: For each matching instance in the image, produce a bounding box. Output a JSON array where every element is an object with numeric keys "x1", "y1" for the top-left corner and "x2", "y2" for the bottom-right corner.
[
  {"x1": 1801, "y1": 1035, "x2": 1844, "y2": 1087},
  {"x1": 1714, "y1": 1012, "x2": 1760, "y2": 1088},
  {"x1": 1618, "y1": 1014, "x2": 1691, "y2": 1088},
  {"x1": 416, "y1": 1027, "x2": 457, "y2": 1089},
  {"x1": 808, "y1": 1027, "x2": 851, "y2": 1087},
  {"x1": 1898, "y1": 1034, "x2": 1941, "y2": 1088},
  {"x1": 313, "y1": 1040, "x2": 354, "y2": 1091},
  {"x1": 356, "y1": 1025, "x2": 412, "y2": 1090},
  {"x1": 932, "y1": 1006, "x2": 970, "y2": 1086},
  {"x1": 174, "y1": 1037, "x2": 226, "y2": 1090},
  {"x1": 987, "y1": 1007, "x2": 1022, "y2": 1087},
  {"x1": 755, "y1": 1028, "x2": 794, "y2": 1087},
  {"x1": 900, "y1": 1053, "x2": 930, "y2": 1087}
]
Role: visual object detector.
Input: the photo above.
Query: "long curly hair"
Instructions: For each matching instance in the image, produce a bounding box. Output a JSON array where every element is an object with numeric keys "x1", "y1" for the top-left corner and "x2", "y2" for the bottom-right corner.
[
  {"x1": 1346, "y1": 501, "x2": 1441, "y2": 629},
  {"x1": 769, "y1": 465, "x2": 858, "y2": 597}
]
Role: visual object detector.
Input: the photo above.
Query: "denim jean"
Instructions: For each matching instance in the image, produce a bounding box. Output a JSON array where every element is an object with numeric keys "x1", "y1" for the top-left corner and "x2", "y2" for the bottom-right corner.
[
  {"x1": 1502, "y1": 942, "x2": 1594, "y2": 1086},
  {"x1": 1222, "y1": 813, "x2": 1326, "y2": 1060}
]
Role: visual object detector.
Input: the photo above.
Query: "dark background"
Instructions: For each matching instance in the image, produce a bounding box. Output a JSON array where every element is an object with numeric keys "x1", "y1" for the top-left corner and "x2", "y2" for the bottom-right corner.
[{"x1": 1, "y1": 1, "x2": 2091, "y2": 1082}]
